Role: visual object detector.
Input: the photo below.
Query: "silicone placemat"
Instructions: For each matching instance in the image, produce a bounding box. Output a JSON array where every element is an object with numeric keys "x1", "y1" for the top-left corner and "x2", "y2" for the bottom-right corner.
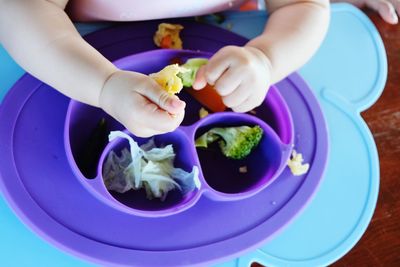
[
  {"x1": 0, "y1": 3, "x2": 385, "y2": 267},
  {"x1": 222, "y1": 4, "x2": 386, "y2": 267}
]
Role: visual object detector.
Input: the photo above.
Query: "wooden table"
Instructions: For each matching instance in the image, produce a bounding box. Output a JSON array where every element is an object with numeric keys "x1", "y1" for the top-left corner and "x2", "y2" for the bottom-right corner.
[{"x1": 254, "y1": 8, "x2": 400, "y2": 267}]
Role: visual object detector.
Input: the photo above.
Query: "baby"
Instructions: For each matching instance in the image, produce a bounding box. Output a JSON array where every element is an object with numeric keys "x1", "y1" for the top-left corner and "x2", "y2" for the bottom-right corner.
[{"x1": 0, "y1": 0, "x2": 330, "y2": 137}]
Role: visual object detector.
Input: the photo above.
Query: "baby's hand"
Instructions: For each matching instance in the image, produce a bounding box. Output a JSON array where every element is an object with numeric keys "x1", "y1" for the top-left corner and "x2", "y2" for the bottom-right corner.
[
  {"x1": 99, "y1": 70, "x2": 186, "y2": 137},
  {"x1": 332, "y1": 0, "x2": 399, "y2": 24},
  {"x1": 193, "y1": 46, "x2": 272, "y2": 112}
]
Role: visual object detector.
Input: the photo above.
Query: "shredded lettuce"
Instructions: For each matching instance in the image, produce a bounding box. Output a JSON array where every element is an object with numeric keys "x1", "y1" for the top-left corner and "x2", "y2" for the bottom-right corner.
[
  {"x1": 103, "y1": 131, "x2": 199, "y2": 201},
  {"x1": 103, "y1": 149, "x2": 134, "y2": 193},
  {"x1": 109, "y1": 131, "x2": 143, "y2": 188}
]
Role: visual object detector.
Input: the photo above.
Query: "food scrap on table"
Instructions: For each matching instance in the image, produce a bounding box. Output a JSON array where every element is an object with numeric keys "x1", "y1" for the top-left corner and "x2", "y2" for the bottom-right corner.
[
  {"x1": 195, "y1": 125, "x2": 263, "y2": 160},
  {"x1": 287, "y1": 149, "x2": 310, "y2": 176},
  {"x1": 153, "y1": 23, "x2": 184, "y2": 49},
  {"x1": 103, "y1": 131, "x2": 200, "y2": 201},
  {"x1": 199, "y1": 107, "x2": 209, "y2": 119},
  {"x1": 239, "y1": 166, "x2": 248, "y2": 173}
]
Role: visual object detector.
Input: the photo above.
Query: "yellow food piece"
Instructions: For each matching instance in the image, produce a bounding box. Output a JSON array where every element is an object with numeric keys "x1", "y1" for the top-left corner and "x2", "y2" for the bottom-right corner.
[
  {"x1": 199, "y1": 107, "x2": 209, "y2": 119},
  {"x1": 149, "y1": 64, "x2": 188, "y2": 95},
  {"x1": 153, "y1": 23, "x2": 184, "y2": 49},
  {"x1": 287, "y1": 149, "x2": 310, "y2": 176}
]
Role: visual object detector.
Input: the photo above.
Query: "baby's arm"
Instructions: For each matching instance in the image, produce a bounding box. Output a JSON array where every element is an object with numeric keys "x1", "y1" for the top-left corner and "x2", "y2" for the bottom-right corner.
[
  {"x1": 0, "y1": 0, "x2": 185, "y2": 137},
  {"x1": 248, "y1": 0, "x2": 330, "y2": 83},
  {"x1": 194, "y1": 0, "x2": 330, "y2": 112},
  {"x1": 0, "y1": 0, "x2": 116, "y2": 106}
]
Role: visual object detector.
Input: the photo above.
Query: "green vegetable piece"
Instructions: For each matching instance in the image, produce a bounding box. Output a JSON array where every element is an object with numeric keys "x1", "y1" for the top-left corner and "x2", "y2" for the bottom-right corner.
[
  {"x1": 195, "y1": 131, "x2": 219, "y2": 148},
  {"x1": 195, "y1": 125, "x2": 264, "y2": 160},
  {"x1": 177, "y1": 58, "x2": 208, "y2": 87}
]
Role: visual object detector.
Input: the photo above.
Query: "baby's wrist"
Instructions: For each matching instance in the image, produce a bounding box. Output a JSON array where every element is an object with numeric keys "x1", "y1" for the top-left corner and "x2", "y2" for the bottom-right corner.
[
  {"x1": 244, "y1": 44, "x2": 273, "y2": 84},
  {"x1": 98, "y1": 67, "x2": 121, "y2": 106}
]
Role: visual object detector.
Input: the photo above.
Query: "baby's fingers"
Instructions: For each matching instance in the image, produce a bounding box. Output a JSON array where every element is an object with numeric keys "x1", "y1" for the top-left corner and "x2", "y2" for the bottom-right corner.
[
  {"x1": 192, "y1": 65, "x2": 207, "y2": 90},
  {"x1": 390, "y1": 0, "x2": 400, "y2": 20},
  {"x1": 137, "y1": 80, "x2": 186, "y2": 114},
  {"x1": 125, "y1": 122, "x2": 162, "y2": 137},
  {"x1": 214, "y1": 67, "x2": 243, "y2": 96},
  {"x1": 121, "y1": 94, "x2": 184, "y2": 137},
  {"x1": 139, "y1": 100, "x2": 184, "y2": 132},
  {"x1": 366, "y1": 0, "x2": 398, "y2": 24},
  {"x1": 222, "y1": 83, "x2": 249, "y2": 108},
  {"x1": 231, "y1": 97, "x2": 259, "y2": 113},
  {"x1": 231, "y1": 91, "x2": 265, "y2": 113},
  {"x1": 204, "y1": 46, "x2": 236, "y2": 85},
  {"x1": 125, "y1": 106, "x2": 184, "y2": 137}
]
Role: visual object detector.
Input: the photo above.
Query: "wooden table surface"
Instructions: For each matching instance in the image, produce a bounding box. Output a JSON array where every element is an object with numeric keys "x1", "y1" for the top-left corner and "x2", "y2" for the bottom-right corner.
[{"x1": 254, "y1": 8, "x2": 400, "y2": 267}]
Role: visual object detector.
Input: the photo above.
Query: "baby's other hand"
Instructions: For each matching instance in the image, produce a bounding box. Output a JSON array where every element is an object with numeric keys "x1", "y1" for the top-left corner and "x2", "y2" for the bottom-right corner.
[
  {"x1": 99, "y1": 70, "x2": 185, "y2": 137},
  {"x1": 193, "y1": 45, "x2": 272, "y2": 113},
  {"x1": 333, "y1": 0, "x2": 399, "y2": 24}
]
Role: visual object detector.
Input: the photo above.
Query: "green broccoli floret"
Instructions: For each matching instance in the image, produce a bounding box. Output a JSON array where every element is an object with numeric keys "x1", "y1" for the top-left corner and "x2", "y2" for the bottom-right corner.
[
  {"x1": 195, "y1": 125, "x2": 263, "y2": 160},
  {"x1": 177, "y1": 58, "x2": 208, "y2": 87}
]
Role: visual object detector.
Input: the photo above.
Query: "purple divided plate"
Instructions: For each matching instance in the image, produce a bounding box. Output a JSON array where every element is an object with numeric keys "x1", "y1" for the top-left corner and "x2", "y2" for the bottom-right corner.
[
  {"x1": 0, "y1": 21, "x2": 328, "y2": 266},
  {"x1": 64, "y1": 49, "x2": 294, "y2": 217}
]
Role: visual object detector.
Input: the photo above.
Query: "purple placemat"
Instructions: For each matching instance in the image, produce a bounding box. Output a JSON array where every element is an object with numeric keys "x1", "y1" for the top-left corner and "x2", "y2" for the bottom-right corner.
[{"x1": 0, "y1": 20, "x2": 328, "y2": 266}]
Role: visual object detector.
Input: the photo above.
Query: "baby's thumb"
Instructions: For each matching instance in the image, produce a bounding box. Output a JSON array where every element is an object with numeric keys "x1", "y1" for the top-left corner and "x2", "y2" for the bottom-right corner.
[{"x1": 144, "y1": 85, "x2": 186, "y2": 114}]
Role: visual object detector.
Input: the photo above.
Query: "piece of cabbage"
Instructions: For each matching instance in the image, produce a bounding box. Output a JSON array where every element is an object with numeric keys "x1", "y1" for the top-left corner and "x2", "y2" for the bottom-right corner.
[{"x1": 103, "y1": 131, "x2": 200, "y2": 201}]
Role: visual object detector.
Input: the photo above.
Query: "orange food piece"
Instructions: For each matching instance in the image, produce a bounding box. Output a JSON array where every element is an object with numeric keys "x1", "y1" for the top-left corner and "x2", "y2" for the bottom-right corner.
[
  {"x1": 160, "y1": 35, "x2": 172, "y2": 49},
  {"x1": 153, "y1": 23, "x2": 183, "y2": 49},
  {"x1": 239, "y1": 1, "x2": 258, "y2": 11},
  {"x1": 186, "y1": 84, "x2": 226, "y2": 113}
]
